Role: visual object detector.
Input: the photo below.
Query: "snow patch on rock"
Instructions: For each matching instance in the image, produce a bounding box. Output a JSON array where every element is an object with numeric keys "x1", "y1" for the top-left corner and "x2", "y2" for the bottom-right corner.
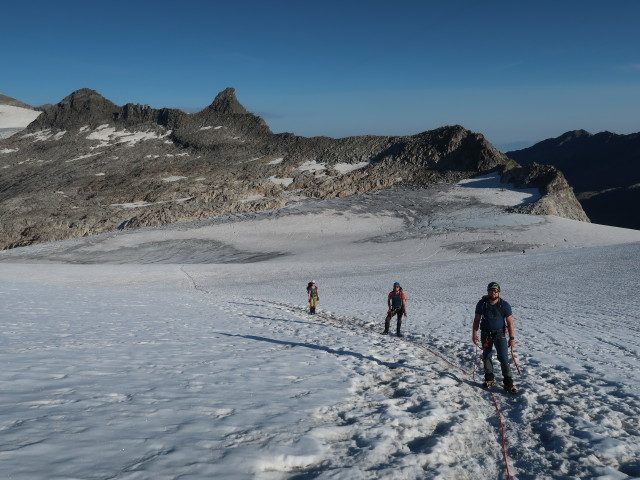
[
  {"x1": 270, "y1": 176, "x2": 294, "y2": 187},
  {"x1": 162, "y1": 176, "x2": 187, "y2": 183},
  {"x1": 333, "y1": 162, "x2": 369, "y2": 174},
  {"x1": 86, "y1": 125, "x2": 170, "y2": 148},
  {"x1": 298, "y1": 160, "x2": 326, "y2": 173}
]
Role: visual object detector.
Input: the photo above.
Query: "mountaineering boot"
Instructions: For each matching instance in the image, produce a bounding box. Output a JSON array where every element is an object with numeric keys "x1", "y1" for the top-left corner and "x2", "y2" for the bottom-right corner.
[
  {"x1": 396, "y1": 329, "x2": 403, "y2": 337},
  {"x1": 503, "y1": 378, "x2": 517, "y2": 394},
  {"x1": 381, "y1": 330, "x2": 389, "y2": 335},
  {"x1": 482, "y1": 374, "x2": 496, "y2": 389}
]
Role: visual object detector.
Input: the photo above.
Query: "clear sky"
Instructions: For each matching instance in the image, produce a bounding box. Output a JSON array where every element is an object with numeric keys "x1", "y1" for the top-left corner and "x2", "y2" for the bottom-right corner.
[{"x1": 2, "y1": 0, "x2": 639, "y2": 150}]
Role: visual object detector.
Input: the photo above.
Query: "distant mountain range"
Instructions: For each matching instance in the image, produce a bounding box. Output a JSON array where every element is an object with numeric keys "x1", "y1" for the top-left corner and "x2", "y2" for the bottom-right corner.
[
  {"x1": 507, "y1": 130, "x2": 640, "y2": 230},
  {"x1": 0, "y1": 88, "x2": 587, "y2": 249}
]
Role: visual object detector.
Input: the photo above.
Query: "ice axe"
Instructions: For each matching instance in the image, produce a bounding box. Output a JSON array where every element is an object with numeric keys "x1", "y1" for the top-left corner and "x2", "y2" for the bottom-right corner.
[{"x1": 510, "y1": 344, "x2": 522, "y2": 375}]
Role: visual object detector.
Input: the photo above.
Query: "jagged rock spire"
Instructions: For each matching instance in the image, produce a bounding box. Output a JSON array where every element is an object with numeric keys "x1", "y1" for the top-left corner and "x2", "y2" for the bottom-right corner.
[{"x1": 209, "y1": 88, "x2": 249, "y2": 115}]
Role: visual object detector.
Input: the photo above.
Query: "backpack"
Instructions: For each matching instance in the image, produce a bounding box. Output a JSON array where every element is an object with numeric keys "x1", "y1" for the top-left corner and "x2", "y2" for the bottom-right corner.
[
  {"x1": 480, "y1": 296, "x2": 507, "y2": 330},
  {"x1": 389, "y1": 288, "x2": 405, "y2": 309},
  {"x1": 307, "y1": 283, "x2": 318, "y2": 297}
]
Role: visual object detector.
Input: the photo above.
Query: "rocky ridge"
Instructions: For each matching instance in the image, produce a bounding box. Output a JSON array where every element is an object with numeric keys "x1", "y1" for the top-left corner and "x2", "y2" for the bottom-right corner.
[
  {"x1": 0, "y1": 88, "x2": 588, "y2": 250},
  {"x1": 507, "y1": 130, "x2": 640, "y2": 230}
]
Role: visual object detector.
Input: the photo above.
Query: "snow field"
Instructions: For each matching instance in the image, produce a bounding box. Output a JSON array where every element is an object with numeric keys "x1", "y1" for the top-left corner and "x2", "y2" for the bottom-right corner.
[
  {"x1": 0, "y1": 105, "x2": 41, "y2": 129},
  {"x1": 1, "y1": 176, "x2": 639, "y2": 478},
  {"x1": 0, "y1": 274, "x2": 506, "y2": 479},
  {"x1": 0, "y1": 280, "x2": 353, "y2": 478}
]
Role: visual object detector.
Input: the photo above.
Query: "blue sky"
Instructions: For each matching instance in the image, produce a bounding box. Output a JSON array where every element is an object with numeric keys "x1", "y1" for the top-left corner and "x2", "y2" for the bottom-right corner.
[{"x1": 2, "y1": 0, "x2": 639, "y2": 150}]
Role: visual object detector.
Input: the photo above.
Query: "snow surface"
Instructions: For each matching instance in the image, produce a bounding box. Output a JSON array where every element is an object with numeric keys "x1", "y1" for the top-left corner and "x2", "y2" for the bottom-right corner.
[
  {"x1": 334, "y1": 161, "x2": 370, "y2": 174},
  {"x1": 86, "y1": 124, "x2": 170, "y2": 148},
  {"x1": 1, "y1": 175, "x2": 640, "y2": 479},
  {"x1": 0, "y1": 105, "x2": 41, "y2": 128},
  {"x1": 298, "y1": 160, "x2": 326, "y2": 173},
  {"x1": 162, "y1": 176, "x2": 188, "y2": 183},
  {"x1": 66, "y1": 152, "x2": 101, "y2": 163},
  {"x1": 269, "y1": 176, "x2": 294, "y2": 187},
  {"x1": 21, "y1": 129, "x2": 55, "y2": 142}
]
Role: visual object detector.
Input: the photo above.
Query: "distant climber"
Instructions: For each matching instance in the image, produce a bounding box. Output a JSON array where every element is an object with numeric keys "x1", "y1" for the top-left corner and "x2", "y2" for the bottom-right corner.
[
  {"x1": 307, "y1": 280, "x2": 319, "y2": 314},
  {"x1": 472, "y1": 282, "x2": 518, "y2": 394},
  {"x1": 383, "y1": 282, "x2": 407, "y2": 337}
]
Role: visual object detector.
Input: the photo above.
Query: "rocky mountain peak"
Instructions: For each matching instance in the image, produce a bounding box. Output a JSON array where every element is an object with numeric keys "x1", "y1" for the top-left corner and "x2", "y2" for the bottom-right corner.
[
  {"x1": 209, "y1": 87, "x2": 249, "y2": 115},
  {"x1": 58, "y1": 88, "x2": 118, "y2": 112},
  {"x1": 31, "y1": 88, "x2": 121, "y2": 130},
  {"x1": 557, "y1": 129, "x2": 592, "y2": 145}
]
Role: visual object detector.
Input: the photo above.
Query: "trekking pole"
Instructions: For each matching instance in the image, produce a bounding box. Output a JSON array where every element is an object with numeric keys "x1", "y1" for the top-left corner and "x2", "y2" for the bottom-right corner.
[{"x1": 510, "y1": 345, "x2": 522, "y2": 375}]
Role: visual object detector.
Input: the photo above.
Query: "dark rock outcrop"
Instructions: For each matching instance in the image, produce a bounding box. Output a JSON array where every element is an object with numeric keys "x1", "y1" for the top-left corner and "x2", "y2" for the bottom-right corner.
[
  {"x1": 209, "y1": 87, "x2": 250, "y2": 114},
  {"x1": 502, "y1": 163, "x2": 589, "y2": 221},
  {"x1": 508, "y1": 130, "x2": 640, "y2": 229},
  {"x1": 0, "y1": 88, "x2": 590, "y2": 250},
  {"x1": 31, "y1": 88, "x2": 121, "y2": 129}
]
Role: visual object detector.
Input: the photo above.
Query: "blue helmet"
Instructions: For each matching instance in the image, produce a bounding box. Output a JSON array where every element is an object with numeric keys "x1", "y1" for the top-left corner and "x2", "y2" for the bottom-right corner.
[{"x1": 393, "y1": 282, "x2": 401, "y2": 287}]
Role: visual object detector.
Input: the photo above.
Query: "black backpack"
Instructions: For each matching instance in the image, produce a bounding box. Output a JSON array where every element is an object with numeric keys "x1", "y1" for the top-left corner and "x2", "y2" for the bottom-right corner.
[{"x1": 480, "y1": 297, "x2": 508, "y2": 328}]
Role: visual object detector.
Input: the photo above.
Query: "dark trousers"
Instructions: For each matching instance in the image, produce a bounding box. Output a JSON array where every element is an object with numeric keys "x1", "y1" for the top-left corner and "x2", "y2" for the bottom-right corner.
[
  {"x1": 481, "y1": 330, "x2": 513, "y2": 387},
  {"x1": 384, "y1": 308, "x2": 403, "y2": 333}
]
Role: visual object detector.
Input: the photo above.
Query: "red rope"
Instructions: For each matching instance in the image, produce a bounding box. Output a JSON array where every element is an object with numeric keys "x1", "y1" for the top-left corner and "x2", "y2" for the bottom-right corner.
[
  {"x1": 410, "y1": 339, "x2": 513, "y2": 480},
  {"x1": 487, "y1": 387, "x2": 513, "y2": 480},
  {"x1": 243, "y1": 299, "x2": 515, "y2": 479}
]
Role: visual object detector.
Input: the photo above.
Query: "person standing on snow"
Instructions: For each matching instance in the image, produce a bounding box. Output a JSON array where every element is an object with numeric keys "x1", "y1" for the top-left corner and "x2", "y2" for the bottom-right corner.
[
  {"x1": 383, "y1": 282, "x2": 407, "y2": 337},
  {"x1": 307, "y1": 280, "x2": 319, "y2": 314},
  {"x1": 472, "y1": 282, "x2": 518, "y2": 394}
]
